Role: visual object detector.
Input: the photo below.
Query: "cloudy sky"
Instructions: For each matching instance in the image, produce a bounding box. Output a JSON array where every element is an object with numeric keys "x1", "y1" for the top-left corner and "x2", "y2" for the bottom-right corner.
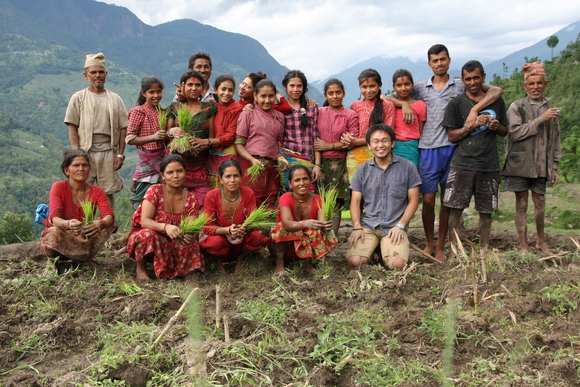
[{"x1": 106, "y1": 0, "x2": 580, "y2": 80}]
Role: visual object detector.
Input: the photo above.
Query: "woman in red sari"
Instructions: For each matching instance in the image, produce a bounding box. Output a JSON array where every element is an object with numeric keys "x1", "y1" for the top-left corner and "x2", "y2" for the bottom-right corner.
[
  {"x1": 271, "y1": 165, "x2": 337, "y2": 274},
  {"x1": 200, "y1": 159, "x2": 268, "y2": 273},
  {"x1": 40, "y1": 149, "x2": 116, "y2": 273},
  {"x1": 127, "y1": 154, "x2": 203, "y2": 280}
]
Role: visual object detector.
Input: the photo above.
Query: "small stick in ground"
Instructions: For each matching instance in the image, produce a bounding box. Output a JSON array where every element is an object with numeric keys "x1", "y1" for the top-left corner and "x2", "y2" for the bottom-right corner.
[
  {"x1": 537, "y1": 251, "x2": 568, "y2": 261},
  {"x1": 223, "y1": 315, "x2": 230, "y2": 343},
  {"x1": 482, "y1": 292, "x2": 506, "y2": 301},
  {"x1": 215, "y1": 285, "x2": 221, "y2": 329},
  {"x1": 153, "y1": 287, "x2": 198, "y2": 346},
  {"x1": 411, "y1": 244, "x2": 443, "y2": 264},
  {"x1": 501, "y1": 284, "x2": 514, "y2": 297}
]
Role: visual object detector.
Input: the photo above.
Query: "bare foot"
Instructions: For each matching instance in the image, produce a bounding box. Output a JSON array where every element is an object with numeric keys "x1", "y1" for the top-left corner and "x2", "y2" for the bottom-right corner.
[
  {"x1": 234, "y1": 259, "x2": 243, "y2": 273},
  {"x1": 84, "y1": 260, "x2": 98, "y2": 269},
  {"x1": 424, "y1": 244, "x2": 435, "y2": 256},
  {"x1": 43, "y1": 263, "x2": 57, "y2": 276},
  {"x1": 435, "y1": 248, "x2": 447, "y2": 261},
  {"x1": 136, "y1": 268, "x2": 151, "y2": 280},
  {"x1": 536, "y1": 242, "x2": 553, "y2": 255},
  {"x1": 304, "y1": 260, "x2": 315, "y2": 275},
  {"x1": 274, "y1": 263, "x2": 285, "y2": 274},
  {"x1": 519, "y1": 243, "x2": 530, "y2": 257},
  {"x1": 217, "y1": 260, "x2": 226, "y2": 274}
]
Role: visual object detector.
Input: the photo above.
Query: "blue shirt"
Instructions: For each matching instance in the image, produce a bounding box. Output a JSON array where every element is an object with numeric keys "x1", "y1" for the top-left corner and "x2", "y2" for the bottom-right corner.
[
  {"x1": 412, "y1": 76, "x2": 465, "y2": 150},
  {"x1": 350, "y1": 154, "x2": 422, "y2": 236}
]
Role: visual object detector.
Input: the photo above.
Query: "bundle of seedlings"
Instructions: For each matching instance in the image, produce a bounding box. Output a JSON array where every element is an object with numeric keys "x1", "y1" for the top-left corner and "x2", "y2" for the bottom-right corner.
[
  {"x1": 318, "y1": 185, "x2": 340, "y2": 221},
  {"x1": 156, "y1": 106, "x2": 167, "y2": 133},
  {"x1": 180, "y1": 212, "x2": 213, "y2": 235},
  {"x1": 168, "y1": 105, "x2": 196, "y2": 154},
  {"x1": 241, "y1": 201, "x2": 276, "y2": 230},
  {"x1": 245, "y1": 162, "x2": 265, "y2": 183},
  {"x1": 79, "y1": 200, "x2": 96, "y2": 225}
]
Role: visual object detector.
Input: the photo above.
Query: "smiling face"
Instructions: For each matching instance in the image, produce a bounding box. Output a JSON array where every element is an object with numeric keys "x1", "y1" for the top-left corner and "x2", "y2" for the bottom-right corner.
[
  {"x1": 142, "y1": 83, "x2": 163, "y2": 107},
  {"x1": 238, "y1": 77, "x2": 255, "y2": 101},
  {"x1": 216, "y1": 80, "x2": 235, "y2": 105},
  {"x1": 255, "y1": 85, "x2": 276, "y2": 111},
  {"x1": 325, "y1": 84, "x2": 344, "y2": 110},
  {"x1": 393, "y1": 76, "x2": 413, "y2": 100},
  {"x1": 184, "y1": 77, "x2": 203, "y2": 102},
  {"x1": 368, "y1": 130, "x2": 395, "y2": 160},
  {"x1": 161, "y1": 161, "x2": 186, "y2": 189},
  {"x1": 359, "y1": 77, "x2": 380, "y2": 102},
  {"x1": 65, "y1": 156, "x2": 91, "y2": 183},
  {"x1": 219, "y1": 166, "x2": 242, "y2": 194},
  {"x1": 285, "y1": 77, "x2": 304, "y2": 103},
  {"x1": 192, "y1": 58, "x2": 211, "y2": 82},
  {"x1": 461, "y1": 67, "x2": 486, "y2": 98},
  {"x1": 289, "y1": 168, "x2": 311, "y2": 196},
  {"x1": 523, "y1": 75, "x2": 549, "y2": 101},
  {"x1": 428, "y1": 51, "x2": 451, "y2": 77},
  {"x1": 84, "y1": 65, "x2": 107, "y2": 91}
]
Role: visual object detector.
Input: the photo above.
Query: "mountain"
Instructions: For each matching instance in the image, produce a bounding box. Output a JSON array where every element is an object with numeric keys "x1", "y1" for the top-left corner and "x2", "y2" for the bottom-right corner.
[{"x1": 316, "y1": 20, "x2": 580, "y2": 105}]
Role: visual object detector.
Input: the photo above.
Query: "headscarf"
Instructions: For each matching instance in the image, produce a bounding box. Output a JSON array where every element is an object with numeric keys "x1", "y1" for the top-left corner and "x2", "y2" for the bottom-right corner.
[{"x1": 522, "y1": 61, "x2": 546, "y2": 80}]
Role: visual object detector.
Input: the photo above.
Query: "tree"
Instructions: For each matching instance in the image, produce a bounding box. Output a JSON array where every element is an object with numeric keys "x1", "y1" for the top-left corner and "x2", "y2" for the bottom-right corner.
[
  {"x1": 0, "y1": 211, "x2": 34, "y2": 244},
  {"x1": 547, "y1": 35, "x2": 559, "y2": 60}
]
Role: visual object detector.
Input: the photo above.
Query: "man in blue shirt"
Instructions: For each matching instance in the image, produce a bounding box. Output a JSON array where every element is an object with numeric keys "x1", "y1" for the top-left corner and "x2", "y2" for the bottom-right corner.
[{"x1": 347, "y1": 124, "x2": 422, "y2": 270}]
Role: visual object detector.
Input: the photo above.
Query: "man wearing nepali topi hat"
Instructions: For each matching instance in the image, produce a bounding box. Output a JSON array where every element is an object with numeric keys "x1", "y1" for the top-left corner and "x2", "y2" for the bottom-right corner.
[
  {"x1": 64, "y1": 53, "x2": 128, "y2": 208},
  {"x1": 503, "y1": 61, "x2": 562, "y2": 256}
]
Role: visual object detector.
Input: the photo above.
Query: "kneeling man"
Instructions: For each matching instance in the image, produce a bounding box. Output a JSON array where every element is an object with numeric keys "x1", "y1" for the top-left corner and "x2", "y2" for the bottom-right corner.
[{"x1": 347, "y1": 124, "x2": 421, "y2": 270}]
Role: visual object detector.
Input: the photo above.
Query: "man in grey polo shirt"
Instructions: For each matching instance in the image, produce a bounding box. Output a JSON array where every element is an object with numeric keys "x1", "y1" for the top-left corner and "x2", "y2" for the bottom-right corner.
[{"x1": 347, "y1": 124, "x2": 421, "y2": 270}]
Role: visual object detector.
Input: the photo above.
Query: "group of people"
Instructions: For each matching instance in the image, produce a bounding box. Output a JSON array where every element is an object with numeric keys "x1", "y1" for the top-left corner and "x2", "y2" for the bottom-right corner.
[{"x1": 39, "y1": 44, "x2": 562, "y2": 279}]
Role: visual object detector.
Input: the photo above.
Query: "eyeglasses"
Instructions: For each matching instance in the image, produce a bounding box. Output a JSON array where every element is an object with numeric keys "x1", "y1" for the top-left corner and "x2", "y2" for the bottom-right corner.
[{"x1": 370, "y1": 138, "x2": 392, "y2": 145}]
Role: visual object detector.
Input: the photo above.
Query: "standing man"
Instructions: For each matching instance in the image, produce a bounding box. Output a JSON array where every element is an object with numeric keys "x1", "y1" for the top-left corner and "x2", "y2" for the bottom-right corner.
[
  {"x1": 387, "y1": 44, "x2": 503, "y2": 260},
  {"x1": 65, "y1": 53, "x2": 128, "y2": 208},
  {"x1": 442, "y1": 60, "x2": 508, "y2": 254},
  {"x1": 503, "y1": 62, "x2": 561, "y2": 255},
  {"x1": 346, "y1": 124, "x2": 421, "y2": 270},
  {"x1": 176, "y1": 52, "x2": 216, "y2": 102}
]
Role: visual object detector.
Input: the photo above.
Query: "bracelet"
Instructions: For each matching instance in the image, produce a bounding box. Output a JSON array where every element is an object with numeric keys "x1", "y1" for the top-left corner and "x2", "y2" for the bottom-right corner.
[
  {"x1": 331, "y1": 143, "x2": 335, "y2": 150},
  {"x1": 353, "y1": 228, "x2": 364, "y2": 231},
  {"x1": 313, "y1": 164, "x2": 321, "y2": 168},
  {"x1": 353, "y1": 222, "x2": 361, "y2": 227},
  {"x1": 301, "y1": 220, "x2": 307, "y2": 229},
  {"x1": 228, "y1": 226, "x2": 232, "y2": 235},
  {"x1": 67, "y1": 220, "x2": 71, "y2": 229},
  {"x1": 208, "y1": 139, "x2": 212, "y2": 147}
]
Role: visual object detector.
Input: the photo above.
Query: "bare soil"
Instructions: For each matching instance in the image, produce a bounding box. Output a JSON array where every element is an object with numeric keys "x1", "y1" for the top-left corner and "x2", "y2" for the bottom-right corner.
[{"x1": 1, "y1": 226, "x2": 579, "y2": 386}]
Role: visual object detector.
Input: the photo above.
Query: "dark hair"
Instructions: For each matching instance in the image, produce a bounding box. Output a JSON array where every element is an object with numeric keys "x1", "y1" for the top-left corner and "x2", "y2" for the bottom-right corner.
[
  {"x1": 427, "y1": 44, "x2": 449, "y2": 61},
  {"x1": 392, "y1": 69, "x2": 414, "y2": 85},
  {"x1": 180, "y1": 70, "x2": 206, "y2": 87},
  {"x1": 214, "y1": 74, "x2": 236, "y2": 90},
  {"x1": 282, "y1": 70, "x2": 310, "y2": 130},
  {"x1": 288, "y1": 164, "x2": 312, "y2": 181},
  {"x1": 218, "y1": 159, "x2": 242, "y2": 176},
  {"x1": 137, "y1": 75, "x2": 164, "y2": 106},
  {"x1": 358, "y1": 69, "x2": 384, "y2": 127},
  {"x1": 246, "y1": 72, "x2": 267, "y2": 88},
  {"x1": 188, "y1": 52, "x2": 212, "y2": 70},
  {"x1": 322, "y1": 78, "x2": 345, "y2": 107},
  {"x1": 160, "y1": 154, "x2": 186, "y2": 173},
  {"x1": 365, "y1": 124, "x2": 396, "y2": 145},
  {"x1": 61, "y1": 149, "x2": 90, "y2": 175},
  {"x1": 255, "y1": 79, "x2": 277, "y2": 94},
  {"x1": 461, "y1": 60, "x2": 485, "y2": 77}
]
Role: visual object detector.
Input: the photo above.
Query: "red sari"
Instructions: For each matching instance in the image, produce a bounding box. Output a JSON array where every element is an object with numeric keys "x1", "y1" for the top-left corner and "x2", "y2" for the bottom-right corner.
[
  {"x1": 199, "y1": 187, "x2": 268, "y2": 261},
  {"x1": 127, "y1": 184, "x2": 203, "y2": 279}
]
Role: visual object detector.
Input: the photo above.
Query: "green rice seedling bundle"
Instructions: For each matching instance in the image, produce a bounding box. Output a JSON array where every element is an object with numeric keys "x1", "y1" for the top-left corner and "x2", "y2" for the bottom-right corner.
[
  {"x1": 318, "y1": 185, "x2": 340, "y2": 221},
  {"x1": 276, "y1": 159, "x2": 287, "y2": 173},
  {"x1": 156, "y1": 106, "x2": 167, "y2": 133},
  {"x1": 169, "y1": 105, "x2": 197, "y2": 154},
  {"x1": 241, "y1": 201, "x2": 276, "y2": 229},
  {"x1": 180, "y1": 212, "x2": 213, "y2": 235},
  {"x1": 245, "y1": 163, "x2": 264, "y2": 183},
  {"x1": 79, "y1": 200, "x2": 95, "y2": 225}
]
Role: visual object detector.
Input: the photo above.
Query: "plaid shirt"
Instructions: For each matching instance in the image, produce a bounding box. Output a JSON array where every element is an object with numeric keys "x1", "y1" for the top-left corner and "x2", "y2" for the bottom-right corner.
[
  {"x1": 236, "y1": 107, "x2": 285, "y2": 160},
  {"x1": 127, "y1": 103, "x2": 165, "y2": 151},
  {"x1": 283, "y1": 106, "x2": 319, "y2": 159}
]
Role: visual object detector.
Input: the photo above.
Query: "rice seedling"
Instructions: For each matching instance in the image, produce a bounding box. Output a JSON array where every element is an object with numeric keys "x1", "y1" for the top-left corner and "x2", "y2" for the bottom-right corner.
[
  {"x1": 156, "y1": 106, "x2": 167, "y2": 132},
  {"x1": 241, "y1": 201, "x2": 276, "y2": 229},
  {"x1": 318, "y1": 185, "x2": 340, "y2": 221},
  {"x1": 79, "y1": 200, "x2": 95, "y2": 225},
  {"x1": 245, "y1": 163, "x2": 264, "y2": 183},
  {"x1": 180, "y1": 212, "x2": 213, "y2": 235},
  {"x1": 168, "y1": 105, "x2": 197, "y2": 154}
]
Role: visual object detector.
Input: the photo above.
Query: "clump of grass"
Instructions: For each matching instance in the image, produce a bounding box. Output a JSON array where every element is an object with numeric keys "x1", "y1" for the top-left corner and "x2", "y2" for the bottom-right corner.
[
  {"x1": 79, "y1": 200, "x2": 95, "y2": 225},
  {"x1": 318, "y1": 185, "x2": 340, "y2": 221},
  {"x1": 169, "y1": 105, "x2": 197, "y2": 155},
  {"x1": 180, "y1": 212, "x2": 213, "y2": 235},
  {"x1": 276, "y1": 159, "x2": 287, "y2": 173},
  {"x1": 246, "y1": 163, "x2": 264, "y2": 183},
  {"x1": 156, "y1": 106, "x2": 167, "y2": 133},
  {"x1": 241, "y1": 201, "x2": 276, "y2": 229}
]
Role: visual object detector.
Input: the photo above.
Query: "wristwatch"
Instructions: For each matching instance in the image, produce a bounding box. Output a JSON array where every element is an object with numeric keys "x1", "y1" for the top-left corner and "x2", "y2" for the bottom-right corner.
[
  {"x1": 117, "y1": 154, "x2": 125, "y2": 161},
  {"x1": 396, "y1": 223, "x2": 405, "y2": 230}
]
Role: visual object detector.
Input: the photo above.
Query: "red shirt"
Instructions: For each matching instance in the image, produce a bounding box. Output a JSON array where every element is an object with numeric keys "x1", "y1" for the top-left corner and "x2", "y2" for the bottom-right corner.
[
  {"x1": 202, "y1": 187, "x2": 257, "y2": 234},
  {"x1": 47, "y1": 180, "x2": 114, "y2": 225},
  {"x1": 276, "y1": 192, "x2": 321, "y2": 223},
  {"x1": 214, "y1": 100, "x2": 243, "y2": 148}
]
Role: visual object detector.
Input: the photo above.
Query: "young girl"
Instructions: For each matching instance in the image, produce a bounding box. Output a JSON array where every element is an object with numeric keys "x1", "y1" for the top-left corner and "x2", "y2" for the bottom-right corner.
[
  {"x1": 235, "y1": 79, "x2": 286, "y2": 209},
  {"x1": 280, "y1": 70, "x2": 321, "y2": 190},
  {"x1": 391, "y1": 69, "x2": 426, "y2": 168},
  {"x1": 126, "y1": 76, "x2": 169, "y2": 209},
  {"x1": 313, "y1": 78, "x2": 359, "y2": 236},
  {"x1": 207, "y1": 74, "x2": 244, "y2": 189},
  {"x1": 342, "y1": 69, "x2": 395, "y2": 181},
  {"x1": 237, "y1": 71, "x2": 292, "y2": 114},
  {"x1": 166, "y1": 70, "x2": 217, "y2": 206},
  {"x1": 271, "y1": 165, "x2": 337, "y2": 274}
]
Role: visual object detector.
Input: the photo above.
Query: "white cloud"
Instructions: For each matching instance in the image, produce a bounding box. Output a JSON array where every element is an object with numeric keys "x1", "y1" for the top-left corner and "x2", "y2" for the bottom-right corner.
[{"x1": 105, "y1": 0, "x2": 580, "y2": 80}]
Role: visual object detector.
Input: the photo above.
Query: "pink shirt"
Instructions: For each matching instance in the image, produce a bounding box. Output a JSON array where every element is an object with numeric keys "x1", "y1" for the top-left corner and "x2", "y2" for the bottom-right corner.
[
  {"x1": 393, "y1": 100, "x2": 427, "y2": 141},
  {"x1": 236, "y1": 106, "x2": 285, "y2": 160},
  {"x1": 349, "y1": 99, "x2": 395, "y2": 138},
  {"x1": 317, "y1": 106, "x2": 359, "y2": 158}
]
